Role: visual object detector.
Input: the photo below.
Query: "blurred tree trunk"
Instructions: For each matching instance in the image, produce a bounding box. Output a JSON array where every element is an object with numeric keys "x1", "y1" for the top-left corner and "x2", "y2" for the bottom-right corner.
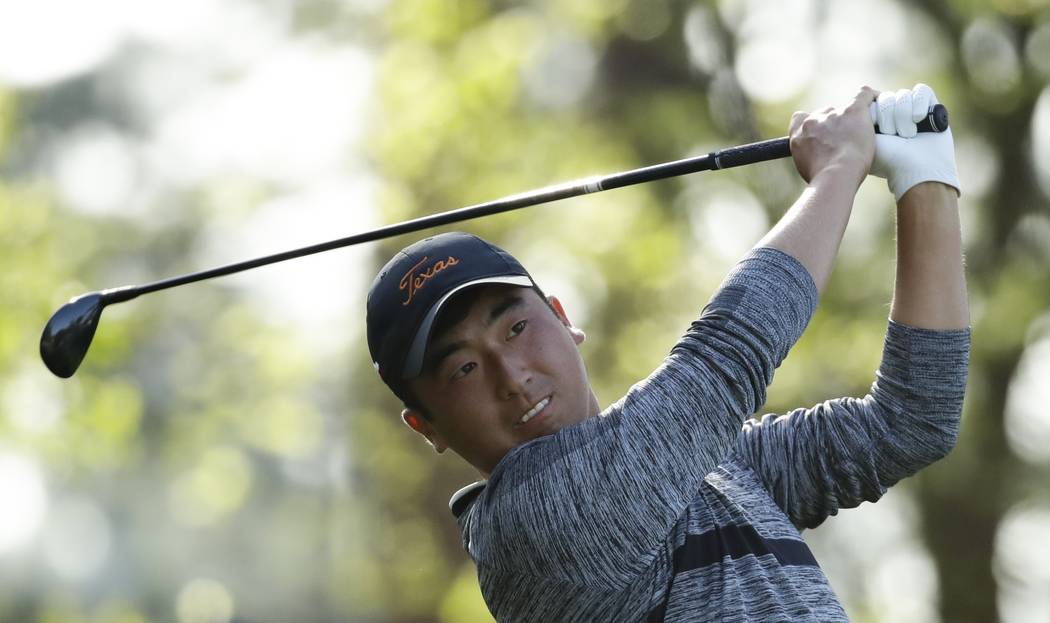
[{"x1": 909, "y1": 3, "x2": 1047, "y2": 622}]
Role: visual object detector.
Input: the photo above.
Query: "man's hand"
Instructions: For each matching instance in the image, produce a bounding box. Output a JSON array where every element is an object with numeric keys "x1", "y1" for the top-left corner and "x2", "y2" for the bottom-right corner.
[
  {"x1": 758, "y1": 87, "x2": 880, "y2": 294},
  {"x1": 870, "y1": 84, "x2": 961, "y2": 201},
  {"x1": 789, "y1": 86, "x2": 878, "y2": 189}
]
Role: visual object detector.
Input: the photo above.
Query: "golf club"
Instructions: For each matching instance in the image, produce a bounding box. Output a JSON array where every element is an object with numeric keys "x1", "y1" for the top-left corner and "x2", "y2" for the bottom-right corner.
[{"x1": 40, "y1": 104, "x2": 949, "y2": 378}]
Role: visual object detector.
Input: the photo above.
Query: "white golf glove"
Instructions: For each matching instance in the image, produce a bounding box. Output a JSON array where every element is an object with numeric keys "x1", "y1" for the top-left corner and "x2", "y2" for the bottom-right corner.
[{"x1": 869, "y1": 83, "x2": 960, "y2": 201}]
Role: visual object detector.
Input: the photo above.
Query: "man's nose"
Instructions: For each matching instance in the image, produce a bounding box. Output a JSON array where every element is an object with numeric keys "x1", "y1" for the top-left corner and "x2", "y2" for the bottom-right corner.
[{"x1": 493, "y1": 352, "x2": 532, "y2": 399}]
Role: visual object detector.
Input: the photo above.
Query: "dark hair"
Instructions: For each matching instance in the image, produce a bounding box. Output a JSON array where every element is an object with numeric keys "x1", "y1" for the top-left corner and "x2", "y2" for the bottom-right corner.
[{"x1": 403, "y1": 283, "x2": 551, "y2": 419}]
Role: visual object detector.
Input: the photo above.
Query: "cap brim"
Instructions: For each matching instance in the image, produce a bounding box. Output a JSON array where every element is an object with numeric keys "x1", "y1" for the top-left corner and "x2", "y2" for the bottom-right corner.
[{"x1": 402, "y1": 275, "x2": 534, "y2": 379}]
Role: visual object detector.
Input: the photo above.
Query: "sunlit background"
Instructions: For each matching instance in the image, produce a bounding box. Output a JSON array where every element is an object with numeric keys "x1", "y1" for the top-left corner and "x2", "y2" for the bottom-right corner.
[{"x1": 2, "y1": 0, "x2": 1049, "y2": 621}]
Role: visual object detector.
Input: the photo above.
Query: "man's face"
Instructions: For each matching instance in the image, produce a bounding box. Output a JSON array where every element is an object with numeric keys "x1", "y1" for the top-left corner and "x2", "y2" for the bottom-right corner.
[{"x1": 402, "y1": 285, "x2": 599, "y2": 475}]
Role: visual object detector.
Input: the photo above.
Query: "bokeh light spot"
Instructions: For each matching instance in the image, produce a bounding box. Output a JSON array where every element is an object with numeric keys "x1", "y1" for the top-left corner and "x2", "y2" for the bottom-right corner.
[
  {"x1": 0, "y1": 451, "x2": 48, "y2": 554},
  {"x1": 42, "y1": 495, "x2": 111, "y2": 581},
  {"x1": 0, "y1": 0, "x2": 123, "y2": 86},
  {"x1": 732, "y1": 0, "x2": 816, "y2": 102},
  {"x1": 176, "y1": 577, "x2": 235, "y2": 623},
  {"x1": 169, "y1": 446, "x2": 253, "y2": 527},
  {"x1": 53, "y1": 124, "x2": 140, "y2": 216},
  {"x1": 955, "y1": 133, "x2": 1001, "y2": 199},
  {"x1": 3, "y1": 365, "x2": 65, "y2": 435},
  {"x1": 962, "y1": 18, "x2": 1022, "y2": 96},
  {"x1": 683, "y1": 6, "x2": 726, "y2": 75},
  {"x1": 522, "y1": 32, "x2": 596, "y2": 110},
  {"x1": 683, "y1": 180, "x2": 768, "y2": 263},
  {"x1": 1026, "y1": 19, "x2": 1050, "y2": 78},
  {"x1": 618, "y1": 0, "x2": 671, "y2": 41},
  {"x1": 1004, "y1": 330, "x2": 1050, "y2": 464},
  {"x1": 994, "y1": 502, "x2": 1050, "y2": 623},
  {"x1": 1031, "y1": 86, "x2": 1050, "y2": 198}
]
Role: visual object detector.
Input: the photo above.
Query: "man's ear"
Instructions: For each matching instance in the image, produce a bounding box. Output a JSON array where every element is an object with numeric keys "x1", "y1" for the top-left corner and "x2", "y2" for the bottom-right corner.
[
  {"x1": 547, "y1": 295, "x2": 586, "y2": 345},
  {"x1": 401, "y1": 408, "x2": 448, "y2": 453}
]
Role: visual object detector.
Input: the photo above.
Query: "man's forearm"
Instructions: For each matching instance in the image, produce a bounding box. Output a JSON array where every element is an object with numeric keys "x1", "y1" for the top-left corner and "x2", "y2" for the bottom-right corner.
[
  {"x1": 757, "y1": 165, "x2": 862, "y2": 295},
  {"x1": 891, "y1": 182, "x2": 969, "y2": 329}
]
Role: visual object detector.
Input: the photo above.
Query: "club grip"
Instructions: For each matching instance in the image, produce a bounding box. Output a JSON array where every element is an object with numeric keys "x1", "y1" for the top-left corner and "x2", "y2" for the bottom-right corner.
[
  {"x1": 708, "y1": 137, "x2": 793, "y2": 170},
  {"x1": 869, "y1": 103, "x2": 950, "y2": 134}
]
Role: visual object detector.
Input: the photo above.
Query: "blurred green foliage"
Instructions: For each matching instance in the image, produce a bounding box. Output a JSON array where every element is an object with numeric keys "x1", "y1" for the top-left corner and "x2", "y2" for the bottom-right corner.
[{"x1": 2, "y1": 0, "x2": 1049, "y2": 621}]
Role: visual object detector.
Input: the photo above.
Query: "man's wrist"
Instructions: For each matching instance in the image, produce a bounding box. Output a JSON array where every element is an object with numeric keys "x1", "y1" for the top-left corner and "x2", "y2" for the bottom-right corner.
[
  {"x1": 809, "y1": 163, "x2": 866, "y2": 197},
  {"x1": 897, "y1": 181, "x2": 959, "y2": 207}
]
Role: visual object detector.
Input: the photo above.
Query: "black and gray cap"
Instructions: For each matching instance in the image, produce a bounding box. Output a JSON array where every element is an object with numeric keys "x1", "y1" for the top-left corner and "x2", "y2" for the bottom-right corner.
[{"x1": 366, "y1": 232, "x2": 535, "y2": 401}]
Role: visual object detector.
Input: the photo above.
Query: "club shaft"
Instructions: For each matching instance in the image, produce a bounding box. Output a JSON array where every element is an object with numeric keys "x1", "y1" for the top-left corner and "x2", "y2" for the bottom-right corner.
[
  {"x1": 111, "y1": 100, "x2": 951, "y2": 302},
  {"x1": 116, "y1": 137, "x2": 792, "y2": 301}
]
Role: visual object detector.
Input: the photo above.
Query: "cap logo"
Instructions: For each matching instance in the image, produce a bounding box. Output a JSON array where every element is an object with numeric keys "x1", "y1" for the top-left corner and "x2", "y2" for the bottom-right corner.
[{"x1": 400, "y1": 255, "x2": 460, "y2": 305}]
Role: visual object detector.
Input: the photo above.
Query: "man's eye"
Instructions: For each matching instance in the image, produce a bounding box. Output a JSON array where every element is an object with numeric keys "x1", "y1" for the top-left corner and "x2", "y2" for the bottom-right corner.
[
  {"x1": 509, "y1": 320, "x2": 527, "y2": 337},
  {"x1": 451, "y1": 362, "x2": 476, "y2": 380}
]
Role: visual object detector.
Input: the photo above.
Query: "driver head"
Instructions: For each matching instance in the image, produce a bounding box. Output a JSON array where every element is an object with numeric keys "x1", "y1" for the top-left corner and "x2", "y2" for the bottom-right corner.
[{"x1": 40, "y1": 292, "x2": 105, "y2": 378}]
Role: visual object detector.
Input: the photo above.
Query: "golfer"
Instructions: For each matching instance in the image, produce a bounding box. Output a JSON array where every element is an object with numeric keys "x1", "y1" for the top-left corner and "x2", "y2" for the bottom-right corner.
[{"x1": 365, "y1": 84, "x2": 969, "y2": 622}]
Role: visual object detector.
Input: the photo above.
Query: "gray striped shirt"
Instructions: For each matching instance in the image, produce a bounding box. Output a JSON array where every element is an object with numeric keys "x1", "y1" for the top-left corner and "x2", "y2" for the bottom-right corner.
[{"x1": 450, "y1": 247, "x2": 970, "y2": 622}]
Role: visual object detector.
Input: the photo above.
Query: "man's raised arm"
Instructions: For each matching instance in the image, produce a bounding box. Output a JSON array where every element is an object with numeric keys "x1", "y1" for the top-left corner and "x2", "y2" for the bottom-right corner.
[
  {"x1": 737, "y1": 85, "x2": 972, "y2": 528},
  {"x1": 758, "y1": 87, "x2": 877, "y2": 295}
]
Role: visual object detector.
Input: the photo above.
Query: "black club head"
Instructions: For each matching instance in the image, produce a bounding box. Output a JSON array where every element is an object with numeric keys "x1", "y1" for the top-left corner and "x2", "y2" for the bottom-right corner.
[{"x1": 40, "y1": 292, "x2": 106, "y2": 378}]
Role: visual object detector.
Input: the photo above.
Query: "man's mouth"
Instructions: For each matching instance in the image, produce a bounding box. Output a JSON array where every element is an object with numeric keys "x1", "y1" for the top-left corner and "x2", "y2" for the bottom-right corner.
[{"x1": 518, "y1": 396, "x2": 551, "y2": 425}]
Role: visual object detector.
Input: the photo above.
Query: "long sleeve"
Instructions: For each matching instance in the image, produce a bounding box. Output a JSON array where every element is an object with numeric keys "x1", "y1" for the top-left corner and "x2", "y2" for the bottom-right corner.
[
  {"x1": 459, "y1": 248, "x2": 819, "y2": 620},
  {"x1": 735, "y1": 320, "x2": 971, "y2": 530}
]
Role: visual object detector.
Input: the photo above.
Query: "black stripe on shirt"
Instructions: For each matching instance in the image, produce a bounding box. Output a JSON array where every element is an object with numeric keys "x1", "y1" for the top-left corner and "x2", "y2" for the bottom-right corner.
[
  {"x1": 673, "y1": 523, "x2": 819, "y2": 571},
  {"x1": 647, "y1": 524, "x2": 819, "y2": 622}
]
